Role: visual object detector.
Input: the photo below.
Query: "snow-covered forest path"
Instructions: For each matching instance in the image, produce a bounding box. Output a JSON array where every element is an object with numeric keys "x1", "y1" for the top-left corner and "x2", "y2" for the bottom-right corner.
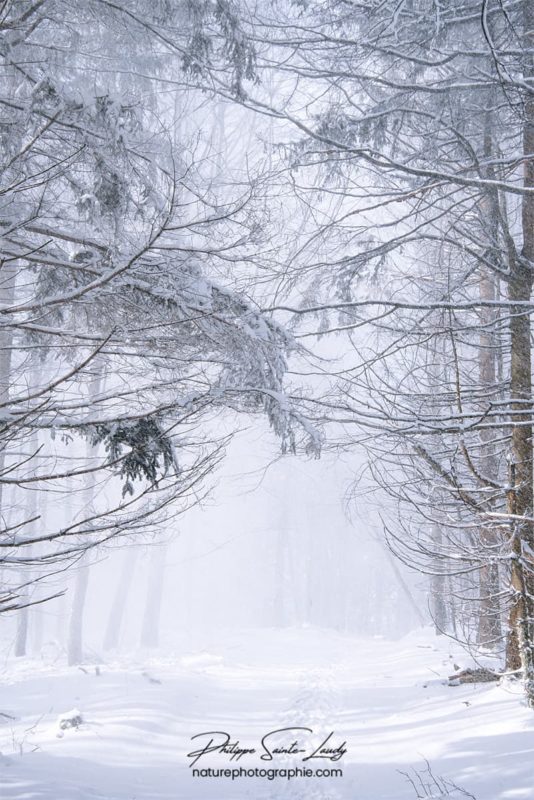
[{"x1": 0, "y1": 629, "x2": 533, "y2": 800}]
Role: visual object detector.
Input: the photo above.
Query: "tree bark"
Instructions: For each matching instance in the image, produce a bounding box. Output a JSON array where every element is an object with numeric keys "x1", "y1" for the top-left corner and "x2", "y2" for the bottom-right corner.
[
  {"x1": 505, "y1": 0, "x2": 534, "y2": 705},
  {"x1": 472, "y1": 93, "x2": 504, "y2": 649},
  {"x1": 478, "y1": 268, "x2": 503, "y2": 648}
]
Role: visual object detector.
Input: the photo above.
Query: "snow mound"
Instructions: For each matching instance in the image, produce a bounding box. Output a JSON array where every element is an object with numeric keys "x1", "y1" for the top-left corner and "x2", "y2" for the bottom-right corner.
[
  {"x1": 180, "y1": 652, "x2": 224, "y2": 670},
  {"x1": 57, "y1": 708, "x2": 83, "y2": 732}
]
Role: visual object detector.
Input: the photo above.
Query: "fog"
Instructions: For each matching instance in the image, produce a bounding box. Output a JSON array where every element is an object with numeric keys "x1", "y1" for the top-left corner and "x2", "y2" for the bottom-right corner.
[{"x1": 3, "y1": 422, "x2": 424, "y2": 665}]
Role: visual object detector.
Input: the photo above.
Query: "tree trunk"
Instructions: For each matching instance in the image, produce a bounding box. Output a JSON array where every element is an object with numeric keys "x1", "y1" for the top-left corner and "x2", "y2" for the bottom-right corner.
[
  {"x1": 273, "y1": 490, "x2": 294, "y2": 627},
  {"x1": 0, "y1": 262, "x2": 16, "y2": 623},
  {"x1": 67, "y1": 363, "x2": 103, "y2": 666},
  {"x1": 0, "y1": 262, "x2": 16, "y2": 483},
  {"x1": 67, "y1": 558, "x2": 91, "y2": 666},
  {"x1": 103, "y1": 547, "x2": 138, "y2": 651},
  {"x1": 14, "y1": 598, "x2": 29, "y2": 657},
  {"x1": 430, "y1": 524, "x2": 448, "y2": 635},
  {"x1": 31, "y1": 481, "x2": 49, "y2": 655},
  {"x1": 505, "y1": 0, "x2": 534, "y2": 705},
  {"x1": 478, "y1": 268, "x2": 503, "y2": 648},
  {"x1": 383, "y1": 544, "x2": 425, "y2": 628},
  {"x1": 15, "y1": 359, "x2": 41, "y2": 657},
  {"x1": 140, "y1": 544, "x2": 167, "y2": 649}
]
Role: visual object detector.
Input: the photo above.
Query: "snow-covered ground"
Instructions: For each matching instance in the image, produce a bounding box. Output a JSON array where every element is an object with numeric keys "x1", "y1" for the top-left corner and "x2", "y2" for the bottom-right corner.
[{"x1": 0, "y1": 628, "x2": 533, "y2": 800}]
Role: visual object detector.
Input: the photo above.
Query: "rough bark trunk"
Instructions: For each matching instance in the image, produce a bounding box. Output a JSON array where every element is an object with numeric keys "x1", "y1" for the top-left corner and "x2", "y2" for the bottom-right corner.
[
  {"x1": 478, "y1": 269, "x2": 503, "y2": 647},
  {"x1": 475, "y1": 99, "x2": 504, "y2": 648},
  {"x1": 505, "y1": 0, "x2": 534, "y2": 705}
]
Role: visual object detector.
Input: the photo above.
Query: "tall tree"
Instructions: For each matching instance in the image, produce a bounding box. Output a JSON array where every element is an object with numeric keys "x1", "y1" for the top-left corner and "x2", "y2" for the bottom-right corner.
[
  {"x1": 0, "y1": 0, "x2": 314, "y2": 622},
  {"x1": 185, "y1": 0, "x2": 534, "y2": 702}
]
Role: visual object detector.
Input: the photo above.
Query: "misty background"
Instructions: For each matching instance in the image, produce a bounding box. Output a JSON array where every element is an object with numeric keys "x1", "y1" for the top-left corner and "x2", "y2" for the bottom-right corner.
[{"x1": 2, "y1": 424, "x2": 424, "y2": 662}]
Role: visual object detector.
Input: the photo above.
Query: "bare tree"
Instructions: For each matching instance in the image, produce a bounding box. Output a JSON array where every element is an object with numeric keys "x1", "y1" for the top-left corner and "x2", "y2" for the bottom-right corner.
[
  {"x1": 0, "y1": 0, "x2": 315, "y2": 624},
  {"x1": 173, "y1": 0, "x2": 534, "y2": 703}
]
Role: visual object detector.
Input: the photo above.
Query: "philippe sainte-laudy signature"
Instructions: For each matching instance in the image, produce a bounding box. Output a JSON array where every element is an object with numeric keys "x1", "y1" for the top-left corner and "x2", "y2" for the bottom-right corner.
[{"x1": 187, "y1": 728, "x2": 347, "y2": 767}]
